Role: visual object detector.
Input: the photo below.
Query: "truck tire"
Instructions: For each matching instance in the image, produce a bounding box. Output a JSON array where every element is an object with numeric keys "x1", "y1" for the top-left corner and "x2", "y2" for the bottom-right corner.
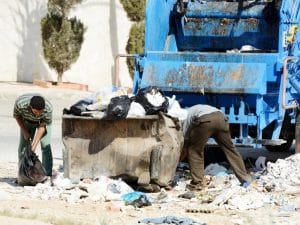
[
  {"x1": 264, "y1": 113, "x2": 294, "y2": 152},
  {"x1": 264, "y1": 134, "x2": 293, "y2": 152}
]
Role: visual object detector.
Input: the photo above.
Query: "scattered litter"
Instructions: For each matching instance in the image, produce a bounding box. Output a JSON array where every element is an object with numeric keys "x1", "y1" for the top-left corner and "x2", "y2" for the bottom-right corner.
[
  {"x1": 204, "y1": 163, "x2": 228, "y2": 176},
  {"x1": 186, "y1": 207, "x2": 214, "y2": 214},
  {"x1": 156, "y1": 189, "x2": 168, "y2": 201},
  {"x1": 279, "y1": 203, "x2": 296, "y2": 213},
  {"x1": 122, "y1": 191, "x2": 152, "y2": 208},
  {"x1": 178, "y1": 191, "x2": 196, "y2": 200},
  {"x1": 51, "y1": 172, "x2": 73, "y2": 189},
  {"x1": 211, "y1": 188, "x2": 236, "y2": 206},
  {"x1": 258, "y1": 154, "x2": 300, "y2": 191},
  {"x1": 4, "y1": 150, "x2": 300, "y2": 222},
  {"x1": 229, "y1": 190, "x2": 270, "y2": 210},
  {"x1": 138, "y1": 216, "x2": 206, "y2": 225},
  {"x1": 255, "y1": 156, "x2": 267, "y2": 171},
  {"x1": 105, "y1": 201, "x2": 122, "y2": 212},
  {"x1": 87, "y1": 176, "x2": 133, "y2": 202},
  {"x1": 197, "y1": 191, "x2": 215, "y2": 204}
]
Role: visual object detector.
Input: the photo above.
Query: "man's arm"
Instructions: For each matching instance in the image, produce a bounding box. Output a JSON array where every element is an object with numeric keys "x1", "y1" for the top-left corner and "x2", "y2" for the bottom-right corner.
[
  {"x1": 32, "y1": 125, "x2": 46, "y2": 152},
  {"x1": 15, "y1": 117, "x2": 30, "y2": 141},
  {"x1": 30, "y1": 98, "x2": 52, "y2": 152}
]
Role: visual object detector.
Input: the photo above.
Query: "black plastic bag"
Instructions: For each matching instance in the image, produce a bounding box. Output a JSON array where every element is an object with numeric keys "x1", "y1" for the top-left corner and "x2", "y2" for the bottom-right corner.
[
  {"x1": 70, "y1": 99, "x2": 93, "y2": 116},
  {"x1": 18, "y1": 141, "x2": 47, "y2": 186},
  {"x1": 106, "y1": 95, "x2": 131, "y2": 120},
  {"x1": 63, "y1": 99, "x2": 93, "y2": 116},
  {"x1": 134, "y1": 87, "x2": 169, "y2": 115}
]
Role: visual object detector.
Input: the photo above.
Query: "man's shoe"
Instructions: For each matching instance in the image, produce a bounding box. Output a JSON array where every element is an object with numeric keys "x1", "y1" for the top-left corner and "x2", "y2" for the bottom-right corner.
[
  {"x1": 186, "y1": 181, "x2": 204, "y2": 191},
  {"x1": 137, "y1": 183, "x2": 161, "y2": 193}
]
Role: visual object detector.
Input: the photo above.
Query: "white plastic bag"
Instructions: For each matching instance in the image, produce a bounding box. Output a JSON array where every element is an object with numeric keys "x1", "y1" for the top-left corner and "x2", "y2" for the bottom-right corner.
[
  {"x1": 127, "y1": 102, "x2": 146, "y2": 117},
  {"x1": 167, "y1": 96, "x2": 188, "y2": 121}
]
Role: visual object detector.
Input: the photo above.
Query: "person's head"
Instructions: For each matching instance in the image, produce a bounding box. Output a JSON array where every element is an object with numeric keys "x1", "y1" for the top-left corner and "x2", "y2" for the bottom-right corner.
[{"x1": 30, "y1": 96, "x2": 45, "y2": 116}]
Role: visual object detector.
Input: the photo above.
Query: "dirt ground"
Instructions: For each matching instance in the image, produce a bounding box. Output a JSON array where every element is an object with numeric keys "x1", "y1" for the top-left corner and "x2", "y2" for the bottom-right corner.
[{"x1": 0, "y1": 160, "x2": 299, "y2": 225}]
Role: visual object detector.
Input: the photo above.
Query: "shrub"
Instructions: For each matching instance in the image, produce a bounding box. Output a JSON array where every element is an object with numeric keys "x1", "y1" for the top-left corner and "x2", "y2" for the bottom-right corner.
[
  {"x1": 126, "y1": 22, "x2": 145, "y2": 76},
  {"x1": 41, "y1": 0, "x2": 85, "y2": 82},
  {"x1": 120, "y1": 0, "x2": 146, "y2": 78},
  {"x1": 120, "y1": 0, "x2": 146, "y2": 22}
]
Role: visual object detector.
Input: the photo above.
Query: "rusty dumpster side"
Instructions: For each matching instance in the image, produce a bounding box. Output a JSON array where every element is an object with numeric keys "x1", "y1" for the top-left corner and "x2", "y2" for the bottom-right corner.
[{"x1": 62, "y1": 113, "x2": 184, "y2": 185}]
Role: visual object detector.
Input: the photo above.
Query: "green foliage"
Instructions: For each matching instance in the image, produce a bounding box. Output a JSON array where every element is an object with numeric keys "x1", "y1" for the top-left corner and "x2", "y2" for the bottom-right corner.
[
  {"x1": 126, "y1": 22, "x2": 145, "y2": 76},
  {"x1": 120, "y1": 0, "x2": 146, "y2": 21},
  {"x1": 41, "y1": 0, "x2": 85, "y2": 82},
  {"x1": 47, "y1": 0, "x2": 83, "y2": 17},
  {"x1": 126, "y1": 22, "x2": 144, "y2": 54},
  {"x1": 120, "y1": 0, "x2": 146, "y2": 78}
]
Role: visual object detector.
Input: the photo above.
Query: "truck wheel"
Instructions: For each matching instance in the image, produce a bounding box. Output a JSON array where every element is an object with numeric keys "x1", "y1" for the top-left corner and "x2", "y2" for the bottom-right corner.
[
  {"x1": 264, "y1": 113, "x2": 294, "y2": 152},
  {"x1": 264, "y1": 135, "x2": 293, "y2": 152}
]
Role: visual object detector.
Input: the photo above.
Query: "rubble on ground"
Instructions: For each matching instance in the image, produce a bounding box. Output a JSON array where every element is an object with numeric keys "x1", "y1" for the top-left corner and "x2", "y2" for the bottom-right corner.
[
  {"x1": 0, "y1": 154, "x2": 299, "y2": 222},
  {"x1": 258, "y1": 154, "x2": 300, "y2": 191}
]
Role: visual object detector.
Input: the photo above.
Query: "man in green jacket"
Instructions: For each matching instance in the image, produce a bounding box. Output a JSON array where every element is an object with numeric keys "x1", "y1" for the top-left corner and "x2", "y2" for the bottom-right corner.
[{"x1": 13, "y1": 94, "x2": 53, "y2": 176}]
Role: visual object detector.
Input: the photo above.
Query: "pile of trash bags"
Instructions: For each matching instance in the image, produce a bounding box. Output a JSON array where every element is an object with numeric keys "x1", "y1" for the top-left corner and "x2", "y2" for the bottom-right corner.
[{"x1": 63, "y1": 86, "x2": 187, "y2": 121}]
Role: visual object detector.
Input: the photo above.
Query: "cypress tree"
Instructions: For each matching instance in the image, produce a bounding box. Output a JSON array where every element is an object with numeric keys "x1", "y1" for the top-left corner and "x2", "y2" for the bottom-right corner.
[
  {"x1": 41, "y1": 0, "x2": 85, "y2": 82},
  {"x1": 120, "y1": 0, "x2": 146, "y2": 78}
]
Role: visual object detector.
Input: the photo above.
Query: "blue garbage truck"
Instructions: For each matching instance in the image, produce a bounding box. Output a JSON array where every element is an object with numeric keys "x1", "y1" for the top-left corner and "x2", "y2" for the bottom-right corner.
[
  {"x1": 132, "y1": 0, "x2": 300, "y2": 151},
  {"x1": 62, "y1": 0, "x2": 300, "y2": 184}
]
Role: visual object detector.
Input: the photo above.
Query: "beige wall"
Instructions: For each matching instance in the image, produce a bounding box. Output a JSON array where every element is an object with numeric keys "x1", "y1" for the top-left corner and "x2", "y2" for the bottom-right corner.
[{"x1": 0, "y1": 0, "x2": 133, "y2": 91}]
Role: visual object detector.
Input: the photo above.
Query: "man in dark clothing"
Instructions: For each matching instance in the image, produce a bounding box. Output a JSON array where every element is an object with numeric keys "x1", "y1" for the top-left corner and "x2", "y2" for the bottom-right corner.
[
  {"x1": 296, "y1": 109, "x2": 300, "y2": 154},
  {"x1": 13, "y1": 94, "x2": 53, "y2": 176},
  {"x1": 182, "y1": 104, "x2": 252, "y2": 190}
]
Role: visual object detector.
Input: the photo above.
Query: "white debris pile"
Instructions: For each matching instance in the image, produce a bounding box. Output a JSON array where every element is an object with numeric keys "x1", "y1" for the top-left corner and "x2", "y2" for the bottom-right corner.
[
  {"x1": 258, "y1": 154, "x2": 300, "y2": 191},
  {"x1": 227, "y1": 187, "x2": 272, "y2": 210},
  {"x1": 19, "y1": 175, "x2": 134, "y2": 204},
  {"x1": 200, "y1": 154, "x2": 300, "y2": 211},
  {"x1": 202, "y1": 183, "x2": 272, "y2": 211},
  {"x1": 204, "y1": 163, "x2": 228, "y2": 176},
  {"x1": 84, "y1": 176, "x2": 134, "y2": 202}
]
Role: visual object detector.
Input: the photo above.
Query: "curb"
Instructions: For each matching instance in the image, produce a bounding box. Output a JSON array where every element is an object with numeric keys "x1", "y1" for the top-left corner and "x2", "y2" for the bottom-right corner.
[{"x1": 0, "y1": 82, "x2": 90, "y2": 101}]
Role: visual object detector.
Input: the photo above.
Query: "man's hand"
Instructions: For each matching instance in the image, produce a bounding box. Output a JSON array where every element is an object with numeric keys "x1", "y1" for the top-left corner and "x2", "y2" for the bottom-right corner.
[
  {"x1": 16, "y1": 117, "x2": 31, "y2": 141},
  {"x1": 23, "y1": 130, "x2": 31, "y2": 141}
]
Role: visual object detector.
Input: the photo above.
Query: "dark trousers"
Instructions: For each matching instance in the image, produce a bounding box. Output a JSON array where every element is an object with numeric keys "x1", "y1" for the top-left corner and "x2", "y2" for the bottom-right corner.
[
  {"x1": 296, "y1": 109, "x2": 300, "y2": 154},
  {"x1": 187, "y1": 111, "x2": 251, "y2": 184}
]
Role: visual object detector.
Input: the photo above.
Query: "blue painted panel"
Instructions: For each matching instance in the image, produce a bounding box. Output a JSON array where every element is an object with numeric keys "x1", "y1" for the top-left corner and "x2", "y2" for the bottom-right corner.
[
  {"x1": 179, "y1": 18, "x2": 278, "y2": 51},
  {"x1": 281, "y1": 0, "x2": 300, "y2": 23},
  {"x1": 145, "y1": 0, "x2": 176, "y2": 51},
  {"x1": 146, "y1": 51, "x2": 278, "y2": 64},
  {"x1": 145, "y1": 51, "x2": 278, "y2": 81},
  {"x1": 140, "y1": 61, "x2": 266, "y2": 94},
  {"x1": 186, "y1": 1, "x2": 267, "y2": 19}
]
